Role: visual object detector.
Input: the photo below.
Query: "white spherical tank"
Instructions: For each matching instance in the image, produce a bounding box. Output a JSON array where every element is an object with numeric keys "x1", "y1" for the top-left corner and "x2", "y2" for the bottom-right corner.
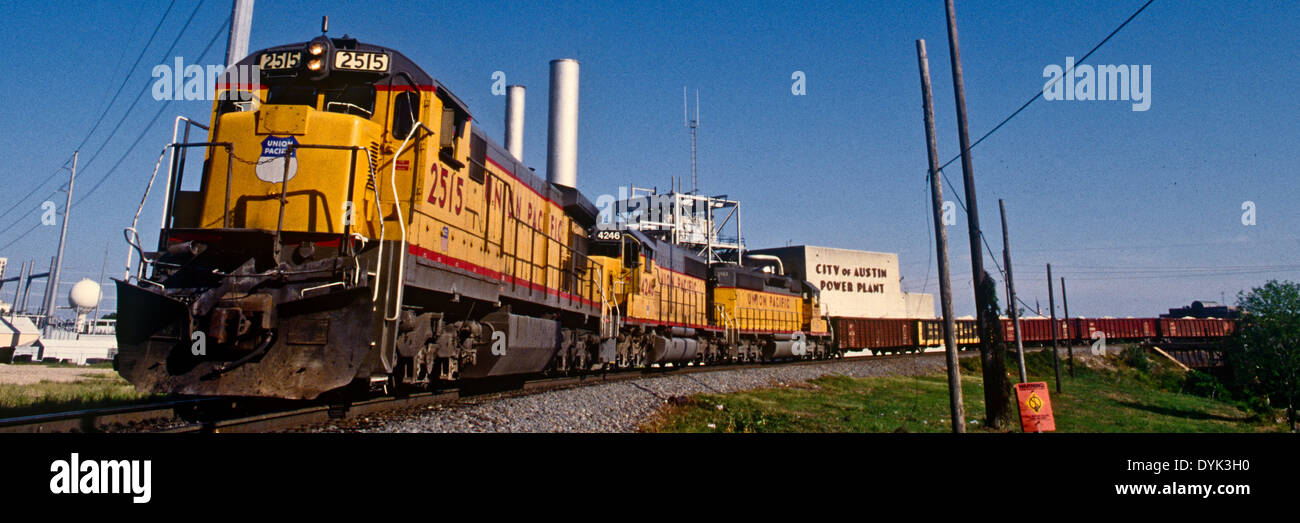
[
  {"x1": 69, "y1": 278, "x2": 101, "y2": 312},
  {"x1": 68, "y1": 279, "x2": 102, "y2": 335}
]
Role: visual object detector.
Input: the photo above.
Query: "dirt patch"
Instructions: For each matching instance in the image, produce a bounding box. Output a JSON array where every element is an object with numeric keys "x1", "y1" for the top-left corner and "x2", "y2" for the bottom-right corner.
[{"x1": 0, "y1": 364, "x2": 118, "y2": 385}]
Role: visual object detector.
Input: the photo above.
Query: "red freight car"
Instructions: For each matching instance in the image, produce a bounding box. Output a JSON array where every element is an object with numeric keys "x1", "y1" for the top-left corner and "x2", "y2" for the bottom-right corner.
[
  {"x1": 834, "y1": 317, "x2": 914, "y2": 352},
  {"x1": 1000, "y1": 317, "x2": 1071, "y2": 344},
  {"x1": 1076, "y1": 318, "x2": 1157, "y2": 341},
  {"x1": 1159, "y1": 318, "x2": 1235, "y2": 339}
]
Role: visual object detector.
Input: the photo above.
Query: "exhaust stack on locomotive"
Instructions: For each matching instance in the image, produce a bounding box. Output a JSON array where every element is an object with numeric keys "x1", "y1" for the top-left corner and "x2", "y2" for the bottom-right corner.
[
  {"x1": 546, "y1": 59, "x2": 579, "y2": 189},
  {"x1": 505, "y1": 85, "x2": 525, "y2": 162}
]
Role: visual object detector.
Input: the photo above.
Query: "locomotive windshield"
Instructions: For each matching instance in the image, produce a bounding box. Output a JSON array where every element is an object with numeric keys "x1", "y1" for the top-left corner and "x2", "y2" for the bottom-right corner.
[{"x1": 323, "y1": 84, "x2": 376, "y2": 117}]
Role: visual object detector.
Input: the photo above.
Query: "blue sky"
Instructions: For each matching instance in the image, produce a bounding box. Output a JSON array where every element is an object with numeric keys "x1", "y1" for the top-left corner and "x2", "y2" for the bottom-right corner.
[{"x1": 0, "y1": 0, "x2": 1296, "y2": 320}]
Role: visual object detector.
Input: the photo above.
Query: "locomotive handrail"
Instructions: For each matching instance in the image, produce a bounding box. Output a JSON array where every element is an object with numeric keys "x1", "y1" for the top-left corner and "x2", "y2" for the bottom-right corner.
[
  {"x1": 128, "y1": 141, "x2": 232, "y2": 281},
  {"x1": 122, "y1": 146, "x2": 170, "y2": 281},
  {"x1": 159, "y1": 116, "x2": 209, "y2": 231},
  {"x1": 149, "y1": 135, "x2": 385, "y2": 291},
  {"x1": 262, "y1": 142, "x2": 380, "y2": 247},
  {"x1": 599, "y1": 270, "x2": 619, "y2": 338},
  {"x1": 383, "y1": 122, "x2": 434, "y2": 322}
]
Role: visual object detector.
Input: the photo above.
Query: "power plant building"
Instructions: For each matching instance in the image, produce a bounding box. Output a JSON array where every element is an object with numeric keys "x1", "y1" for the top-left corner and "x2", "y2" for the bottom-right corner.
[{"x1": 747, "y1": 245, "x2": 935, "y2": 319}]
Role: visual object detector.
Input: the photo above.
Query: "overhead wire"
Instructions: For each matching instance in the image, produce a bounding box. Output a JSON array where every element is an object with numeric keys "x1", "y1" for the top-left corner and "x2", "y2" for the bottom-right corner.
[
  {"x1": 923, "y1": 0, "x2": 1157, "y2": 285},
  {"x1": 1, "y1": 5, "x2": 225, "y2": 251},
  {"x1": 0, "y1": 1, "x2": 177, "y2": 223},
  {"x1": 74, "y1": 13, "x2": 228, "y2": 209}
]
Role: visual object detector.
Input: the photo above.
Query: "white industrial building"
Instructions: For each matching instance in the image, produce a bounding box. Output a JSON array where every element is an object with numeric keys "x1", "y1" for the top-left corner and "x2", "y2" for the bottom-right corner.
[{"x1": 747, "y1": 245, "x2": 935, "y2": 319}]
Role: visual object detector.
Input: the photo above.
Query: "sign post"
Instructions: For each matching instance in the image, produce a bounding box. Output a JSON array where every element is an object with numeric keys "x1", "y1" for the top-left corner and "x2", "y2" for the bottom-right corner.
[{"x1": 1014, "y1": 382, "x2": 1056, "y2": 432}]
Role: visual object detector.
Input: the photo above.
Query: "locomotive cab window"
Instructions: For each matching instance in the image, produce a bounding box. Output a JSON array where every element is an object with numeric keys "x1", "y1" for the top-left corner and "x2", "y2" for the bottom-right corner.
[
  {"x1": 391, "y1": 91, "x2": 418, "y2": 139},
  {"x1": 266, "y1": 85, "x2": 318, "y2": 107},
  {"x1": 324, "y1": 85, "x2": 376, "y2": 117},
  {"x1": 623, "y1": 241, "x2": 640, "y2": 269},
  {"x1": 588, "y1": 239, "x2": 620, "y2": 258},
  {"x1": 468, "y1": 133, "x2": 486, "y2": 183},
  {"x1": 438, "y1": 92, "x2": 469, "y2": 162},
  {"x1": 216, "y1": 90, "x2": 257, "y2": 116}
]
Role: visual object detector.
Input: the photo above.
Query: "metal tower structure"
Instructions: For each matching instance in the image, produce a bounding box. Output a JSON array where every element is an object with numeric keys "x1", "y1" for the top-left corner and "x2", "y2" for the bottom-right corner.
[{"x1": 684, "y1": 87, "x2": 699, "y2": 194}]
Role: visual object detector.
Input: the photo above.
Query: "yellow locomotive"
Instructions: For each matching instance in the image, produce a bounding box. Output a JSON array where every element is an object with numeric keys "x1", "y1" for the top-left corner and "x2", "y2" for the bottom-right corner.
[{"x1": 115, "y1": 32, "x2": 833, "y2": 400}]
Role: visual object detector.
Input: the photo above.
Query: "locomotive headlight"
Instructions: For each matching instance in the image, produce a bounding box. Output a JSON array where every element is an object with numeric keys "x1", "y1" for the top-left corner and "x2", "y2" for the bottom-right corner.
[
  {"x1": 309, "y1": 42, "x2": 325, "y2": 56},
  {"x1": 307, "y1": 59, "x2": 323, "y2": 71}
]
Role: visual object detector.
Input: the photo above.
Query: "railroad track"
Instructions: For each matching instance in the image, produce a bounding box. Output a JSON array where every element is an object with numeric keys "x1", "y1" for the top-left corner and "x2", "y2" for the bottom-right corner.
[
  {"x1": 0, "y1": 398, "x2": 214, "y2": 434},
  {"x1": 0, "y1": 353, "x2": 929, "y2": 434}
]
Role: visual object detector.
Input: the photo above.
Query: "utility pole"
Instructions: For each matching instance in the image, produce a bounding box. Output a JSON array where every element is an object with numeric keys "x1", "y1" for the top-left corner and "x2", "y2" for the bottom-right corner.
[
  {"x1": 92, "y1": 241, "x2": 109, "y2": 332},
  {"x1": 916, "y1": 38, "x2": 965, "y2": 433},
  {"x1": 226, "y1": 0, "x2": 255, "y2": 67},
  {"x1": 20, "y1": 260, "x2": 42, "y2": 315},
  {"x1": 944, "y1": 0, "x2": 1011, "y2": 427},
  {"x1": 1000, "y1": 200, "x2": 1026, "y2": 383},
  {"x1": 1047, "y1": 263, "x2": 1062, "y2": 393},
  {"x1": 1061, "y1": 276, "x2": 1074, "y2": 377},
  {"x1": 42, "y1": 152, "x2": 76, "y2": 330},
  {"x1": 8, "y1": 261, "x2": 25, "y2": 320}
]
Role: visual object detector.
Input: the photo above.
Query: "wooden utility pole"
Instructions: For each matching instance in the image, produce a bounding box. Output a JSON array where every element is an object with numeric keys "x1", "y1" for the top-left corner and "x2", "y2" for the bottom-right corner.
[
  {"x1": 944, "y1": 0, "x2": 1012, "y2": 427},
  {"x1": 1061, "y1": 276, "x2": 1074, "y2": 377},
  {"x1": 916, "y1": 38, "x2": 965, "y2": 433},
  {"x1": 1047, "y1": 263, "x2": 1062, "y2": 393},
  {"x1": 1000, "y1": 200, "x2": 1027, "y2": 383}
]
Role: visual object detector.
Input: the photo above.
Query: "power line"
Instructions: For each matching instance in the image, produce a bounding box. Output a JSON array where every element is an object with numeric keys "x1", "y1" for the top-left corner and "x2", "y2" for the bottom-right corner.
[
  {"x1": 927, "y1": 0, "x2": 1157, "y2": 284},
  {"x1": 1054, "y1": 263, "x2": 1300, "y2": 271},
  {"x1": 2, "y1": 9, "x2": 225, "y2": 252},
  {"x1": 0, "y1": 222, "x2": 43, "y2": 252},
  {"x1": 937, "y1": 0, "x2": 1157, "y2": 176},
  {"x1": 1017, "y1": 238, "x2": 1274, "y2": 253},
  {"x1": 75, "y1": 0, "x2": 180, "y2": 154},
  {"x1": 0, "y1": 187, "x2": 63, "y2": 239},
  {"x1": 0, "y1": 155, "x2": 70, "y2": 223},
  {"x1": 74, "y1": 0, "x2": 207, "y2": 178},
  {"x1": 1065, "y1": 269, "x2": 1299, "y2": 282},
  {"x1": 0, "y1": 2, "x2": 177, "y2": 223},
  {"x1": 74, "y1": 14, "x2": 227, "y2": 209}
]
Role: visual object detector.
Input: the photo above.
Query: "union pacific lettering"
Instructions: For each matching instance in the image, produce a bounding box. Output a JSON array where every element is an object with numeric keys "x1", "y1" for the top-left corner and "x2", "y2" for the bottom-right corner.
[
  {"x1": 739, "y1": 290, "x2": 798, "y2": 309},
  {"x1": 656, "y1": 267, "x2": 705, "y2": 292},
  {"x1": 487, "y1": 176, "x2": 547, "y2": 232}
]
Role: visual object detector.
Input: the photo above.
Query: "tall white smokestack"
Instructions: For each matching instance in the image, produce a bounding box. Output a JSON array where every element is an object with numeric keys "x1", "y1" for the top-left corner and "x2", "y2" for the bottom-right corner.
[
  {"x1": 505, "y1": 85, "x2": 526, "y2": 162},
  {"x1": 546, "y1": 59, "x2": 579, "y2": 188}
]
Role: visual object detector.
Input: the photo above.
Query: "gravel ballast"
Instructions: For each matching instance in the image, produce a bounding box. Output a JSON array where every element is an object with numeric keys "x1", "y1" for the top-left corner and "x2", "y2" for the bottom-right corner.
[{"x1": 310, "y1": 353, "x2": 954, "y2": 433}]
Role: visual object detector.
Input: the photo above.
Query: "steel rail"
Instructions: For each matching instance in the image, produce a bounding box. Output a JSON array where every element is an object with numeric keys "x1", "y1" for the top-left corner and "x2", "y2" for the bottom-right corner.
[
  {"x1": 161, "y1": 352, "x2": 937, "y2": 433},
  {"x1": 0, "y1": 352, "x2": 948, "y2": 434}
]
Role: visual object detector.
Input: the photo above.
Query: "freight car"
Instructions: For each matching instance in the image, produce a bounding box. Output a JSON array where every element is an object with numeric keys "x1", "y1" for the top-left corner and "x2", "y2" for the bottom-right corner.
[
  {"x1": 832, "y1": 317, "x2": 979, "y2": 355},
  {"x1": 1157, "y1": 318, "x2": 1235, "y2": 340},
  {"x1": 999, "y1": 316, "x2": 1236, "y2": 346}
]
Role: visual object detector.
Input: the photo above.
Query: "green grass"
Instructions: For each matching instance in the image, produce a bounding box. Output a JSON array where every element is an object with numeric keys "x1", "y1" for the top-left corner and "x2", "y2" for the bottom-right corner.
[
  {"x1": 642, "y1": 347, "x2": 1289, "y2": 433},
  {"x1": 0, "y1": 373, "x2": 160, "y2": 418}
]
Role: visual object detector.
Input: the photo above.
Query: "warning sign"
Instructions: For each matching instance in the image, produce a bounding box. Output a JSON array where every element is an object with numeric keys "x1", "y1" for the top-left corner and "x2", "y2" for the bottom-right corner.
[{"x1": 1015, "y1": 382, "x2": 1056, "y2": 432}]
